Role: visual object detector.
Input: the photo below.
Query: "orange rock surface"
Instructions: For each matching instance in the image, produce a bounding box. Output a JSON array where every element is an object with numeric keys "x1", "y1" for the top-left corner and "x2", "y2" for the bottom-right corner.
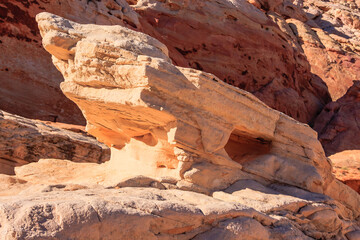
[
  {"x1": 0, "y1": 13, "x2": 354, "y2": 239},
  {"x1": 37, "y1": 11, "x2": 360, "y2": 214},
  {"x1": 313, "y1": 81, "x2": 360, "y2": 156},
  {"x1": 296, "y1": 0, "x2": 360, "y2": 100},
  {"x1": 330, "y1": 150, "x2": 360, "y2": 194},
  {"x1": 1, "y1": 0, "x2": 334, "y2": 125},
  {"x1": 0, "y1": 0, "x2": 360, "y2": 238},
  {"x1": 129, "y1": 0, "x2": 330, "y2": 123}
]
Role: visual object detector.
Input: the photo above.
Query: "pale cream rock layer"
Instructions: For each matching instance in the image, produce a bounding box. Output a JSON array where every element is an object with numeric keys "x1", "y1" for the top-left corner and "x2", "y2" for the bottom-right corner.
[
  {"x1": 35, "y1": 13, "x2": 360, "y2": 216},
  {"x1": 0, "y1": 173, "x2": 359, "y2": 239}
]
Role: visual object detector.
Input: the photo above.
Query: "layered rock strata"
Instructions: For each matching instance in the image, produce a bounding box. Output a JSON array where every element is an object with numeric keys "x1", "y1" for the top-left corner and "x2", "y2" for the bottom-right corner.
[
  {"x1": 0, "y1": 110, "x2": 110, "y2": 175},
  {"x1": 37, "y1": 13, "x2": 360, "y2": 216}
]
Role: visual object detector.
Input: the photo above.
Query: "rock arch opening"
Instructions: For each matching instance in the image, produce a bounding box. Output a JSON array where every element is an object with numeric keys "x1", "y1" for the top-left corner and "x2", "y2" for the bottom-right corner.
[{"x1": 224, "y1": 129, "x2": 272, "y2": 164}]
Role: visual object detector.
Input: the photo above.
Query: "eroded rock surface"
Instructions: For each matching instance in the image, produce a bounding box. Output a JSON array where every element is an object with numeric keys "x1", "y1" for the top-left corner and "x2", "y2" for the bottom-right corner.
[
  {"x1": 0, "y1": 0, "x2": 139, "y2": 124},
  {"x1": 0, "y1": 110, "x2": 110, "y2": 175},
  {"x1": 313, "y1": 81, "x2": 360, "y2": 156},
  {"x1": 36, "y1": 13, "x2": 360, "y2": 215},
  {"x1": 241, "y1": 0, "x2": 360, "y2": 102},
  {"x1": 0, "y1": 8, "x2": 359, "y2": 240},
  {"x1": 3, "y1": 0, "x2": 360, "y2": 126},
  {"x1": 289, "y1": 0, "x2": 360, "y2": 101},
  {"x1": 0, "y1": 176, "x2": 359, "y2": 239},
  {"x1": 127, "y1": 0, "x2": 330, "y2": 123},
  {"x1": 330, "y1": 150, "x2": 360, "y2": 194}
]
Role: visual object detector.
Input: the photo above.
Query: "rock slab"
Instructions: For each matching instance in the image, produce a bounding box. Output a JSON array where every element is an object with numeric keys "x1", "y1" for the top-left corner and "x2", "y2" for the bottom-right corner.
[{"x1": 0, "y1": 110, "x2": 110, "y2": 175}]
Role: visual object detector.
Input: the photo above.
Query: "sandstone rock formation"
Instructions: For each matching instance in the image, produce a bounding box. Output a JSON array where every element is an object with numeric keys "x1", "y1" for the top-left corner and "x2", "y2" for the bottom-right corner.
[
  {"x1": 0, "y1": 182, "x2": 359, "y2": 239},
  {"x1": 289, "y1": 0, "x2": 360, "y2": 101},
  {"x1": 128, "y1": 0, "x2": 330, "y2": 123},
  {"x1": 37, "y1": 12, "x2": 360, "y2": 217},
  {"x1": 0, "y1": 110, "x2": 110, "y2": 175},
  {"x1": 303, "y1": 0, "x2": 360, "y2": 52},
  {"x1": 313, "y1": 80, "x2": 360, "y2": 156},
  {"x1": 239, "y1": 0, "x2": 360, "y2": 101},
  {"x1": 2, "y1": 0, "x2": 335, "y2": 124},
  {"x1": 330, "y1": 150, "x2": 360, "y2": 194},
  {"x1": 0, "y1": 0, "x2": 139, "y2": 124},
  {"x1": 0, "y1": 6, "x2": 359, "y2": 239},
  {"x1": 3, "y1": 0, "x2": 360, "y2": 126}
]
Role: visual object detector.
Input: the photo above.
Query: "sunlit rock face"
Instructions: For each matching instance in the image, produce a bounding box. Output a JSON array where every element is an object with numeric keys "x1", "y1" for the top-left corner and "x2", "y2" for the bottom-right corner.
[
  {"x1": 330, "y1": 150, "x2": 360, "y2": 194},
  {"x1": 37, "y1": 13, "x2": 359, "y2": 211},
  {"x1": 0, "y1": 11, "x2": 359, "y2": 240},
  {"x1": 286, "y1": 16, "x2": 360, "y2": 102},
  {"x1": 127, "y1": 0, "x2": 331, "y2": 124},
  {"x1": 301, "y1": 0, "x2": 360, "y2": 101}
]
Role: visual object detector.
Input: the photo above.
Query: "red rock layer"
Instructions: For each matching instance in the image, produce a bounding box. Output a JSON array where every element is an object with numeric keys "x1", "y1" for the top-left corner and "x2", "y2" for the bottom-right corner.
[
  {"x1": 313, "y1": 81, "x2": 360, "y2": 156},
  {"x1": 299, "y1": 0, "x2": 360, "y2": 100},
  {"x1": 0, "y1": 0, "x2": 139, "y2": 124},
  {"x1": 130, "y1": 1, "x2": 331, "y2": 123}
]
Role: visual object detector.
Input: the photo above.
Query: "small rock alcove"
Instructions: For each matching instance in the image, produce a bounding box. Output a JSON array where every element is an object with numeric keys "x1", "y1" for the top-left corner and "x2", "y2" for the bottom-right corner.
[{"x1": 224, "y1": 129, "x2": 271, "y2": 164}]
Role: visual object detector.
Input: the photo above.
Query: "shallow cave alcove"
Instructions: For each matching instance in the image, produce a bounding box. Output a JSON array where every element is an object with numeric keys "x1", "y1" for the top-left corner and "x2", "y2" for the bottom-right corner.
[{"x1": 224, "y1": 129, "x2": 272, "y2": 164}]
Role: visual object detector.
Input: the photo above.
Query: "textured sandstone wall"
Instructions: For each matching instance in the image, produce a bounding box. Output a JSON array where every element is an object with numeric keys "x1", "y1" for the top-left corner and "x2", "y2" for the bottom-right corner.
[
  {"x1": 302, "y1": 0, "x2": 360, "y2": 100},
  {"x1": 0, "y1": 0, "x2": 335, "y2": 125},
  {"x1": 330, "y1": 150, "x2": 360, "y2": 194},
  {"x1": 314, "y1": 81, "x2": 360, "y2": 156}
]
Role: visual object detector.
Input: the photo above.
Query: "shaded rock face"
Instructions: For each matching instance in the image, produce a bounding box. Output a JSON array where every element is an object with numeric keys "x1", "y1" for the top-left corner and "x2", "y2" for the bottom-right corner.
[
  {"x1": 330, "y1": 150, "x2": 360, "y2": 194},
  {"x1": 313, "y1": 81, "x2": 360, "y2": 156},
  {"x1": 37, "y1": 13, "x2": 360, "y2": 217},
  {"x1": 0, "y1": 0, "x2": 139, "y2": 124},
  {"x1": 0, "y1": 110, "x2": 110, "y2": 175},
  {"x1": 128, "y1": 0, "x2": 330, "y2": 123}
]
